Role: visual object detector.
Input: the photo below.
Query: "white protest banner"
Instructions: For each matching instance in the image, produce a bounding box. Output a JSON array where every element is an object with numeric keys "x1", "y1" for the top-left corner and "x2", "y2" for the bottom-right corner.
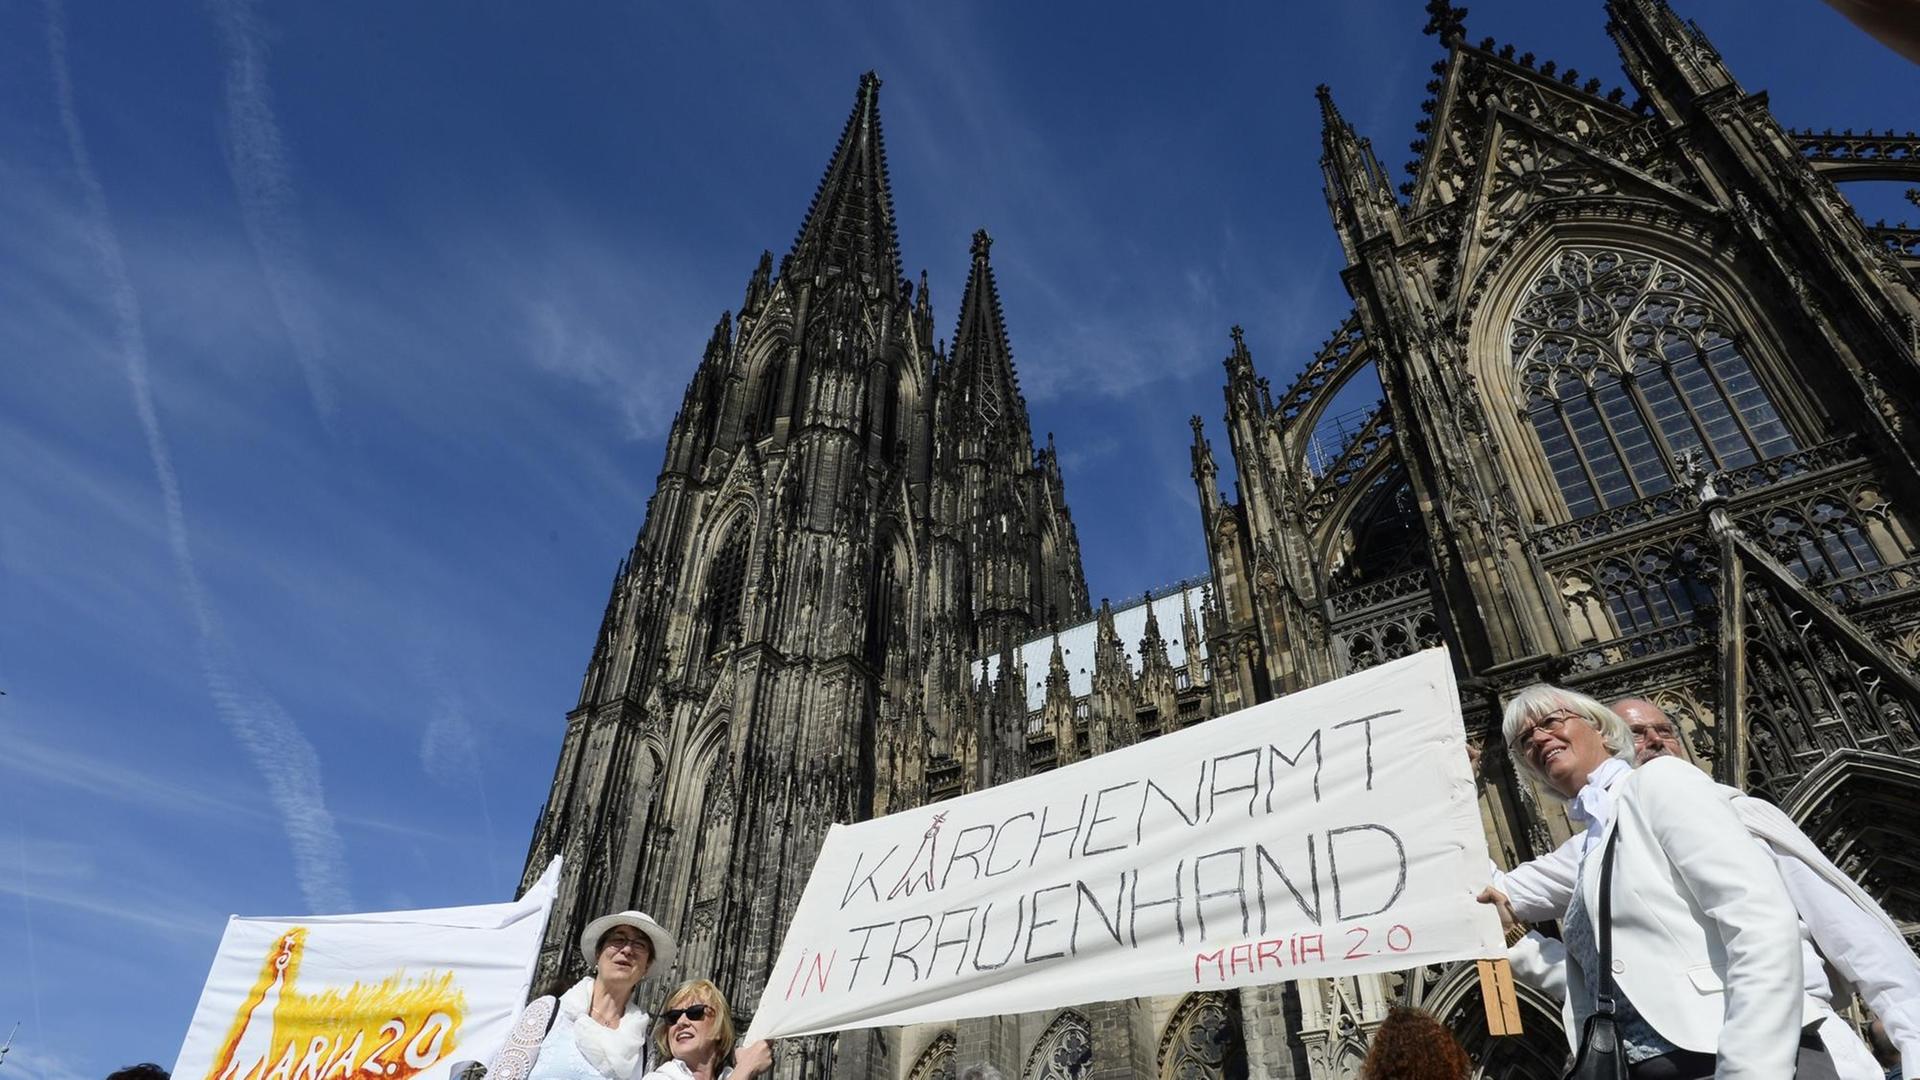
[
  {"x1": 173, "y1": 858, "x2": 561, "y2": 1080},
  {"x1": 746, "y1": 648, "x2": 1502, "y2": 1040}
]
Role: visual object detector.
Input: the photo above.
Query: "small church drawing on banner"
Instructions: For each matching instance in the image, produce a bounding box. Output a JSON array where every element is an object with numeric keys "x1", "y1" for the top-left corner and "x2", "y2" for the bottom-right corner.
[{"x1": 517, "y1": 0, "x2": 1920, "y2": 1075}]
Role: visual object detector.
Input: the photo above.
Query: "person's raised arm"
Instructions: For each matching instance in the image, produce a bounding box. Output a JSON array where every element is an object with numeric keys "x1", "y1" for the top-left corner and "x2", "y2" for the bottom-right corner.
[
  {"x1": 732, "y1": 1040, "x2": 774, "y2": 1079},
  {"x1": 1489, "y1": 833, "x2": 1582, "y2": 924}
]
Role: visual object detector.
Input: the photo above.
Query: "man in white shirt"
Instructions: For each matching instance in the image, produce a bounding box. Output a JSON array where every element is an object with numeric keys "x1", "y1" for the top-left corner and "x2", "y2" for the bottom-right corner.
[{"x1": 1482, "y1": 698, "x2": 1920, "y2": 1080}]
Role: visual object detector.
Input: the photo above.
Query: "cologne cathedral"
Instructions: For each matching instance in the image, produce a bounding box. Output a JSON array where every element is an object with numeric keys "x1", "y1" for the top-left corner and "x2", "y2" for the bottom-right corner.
[{"x1": 520, "y1": 0, "x2": 1920, "y2": 1075}]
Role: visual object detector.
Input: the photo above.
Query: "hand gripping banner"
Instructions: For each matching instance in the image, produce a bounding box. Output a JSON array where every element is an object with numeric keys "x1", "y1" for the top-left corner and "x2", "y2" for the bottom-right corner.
[
  {"x1": 745, "y1": 649, "x2": 1503, "y2": 1040},
  {"x1": 174, "y1": 859, "x2": 561, "y2": 1080}
]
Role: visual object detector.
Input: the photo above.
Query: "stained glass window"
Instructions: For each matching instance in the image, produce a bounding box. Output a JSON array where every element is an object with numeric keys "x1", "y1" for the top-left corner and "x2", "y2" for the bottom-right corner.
[{"x1": 1512, "y1": 247, "x2": 1798, "y2": 519}]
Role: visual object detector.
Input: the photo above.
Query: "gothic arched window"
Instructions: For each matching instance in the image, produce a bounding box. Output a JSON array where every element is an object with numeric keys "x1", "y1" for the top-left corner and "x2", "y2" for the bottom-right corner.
[
  {"x1": 700, "y1": 524, "x2": 751, "y2": 660},
  {"x1": 1158, "y1": 992, "x2": 1247, "y2": 1080},
  {"x1": 1760, "y1": 500, "x2": 1882, "y2": 584},
  {"x1": 1593, "y1": 534, "x2": 1716, "y2": 635},
  {"x1": 863, "y1": 546, "x2": 898, "y2": 667},
  {"x1": 1512, "y1": 247, "x2": 1799, "y2": 519},
  {"x1": 752, "y1": 357, "x2": 785, "y2": 437},
  {"x1": 906, "y1": 1033, "x2": 956, "y2": 1080},
  {"x1": 866, "y1": 361, "x2": 904, "y2": 457},
  {"x1": 1024, "y1": 1011, "x2": 1092, "y2": 1080},
  {"x1": 683, "y1": 744, "x2": 734, "y2": 947}
]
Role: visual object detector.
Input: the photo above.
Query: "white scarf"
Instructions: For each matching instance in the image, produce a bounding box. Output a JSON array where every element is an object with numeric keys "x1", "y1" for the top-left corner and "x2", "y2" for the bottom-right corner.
[
  {"x1": 640, "y1": 1062, "x2": 731, "y2": 1080},
  {"x1": 1566, "y1": 757, "x2": 1631, "y2": 857},
  {"x1": 557, "y1": 978, "x2": 653, "y2": 1080}
]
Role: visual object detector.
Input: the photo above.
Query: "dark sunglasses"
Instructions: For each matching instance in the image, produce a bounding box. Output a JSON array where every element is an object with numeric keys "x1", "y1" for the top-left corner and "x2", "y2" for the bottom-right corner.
[{"x1": 661, "y1": 1004, "x2": 713, "y2": 1025}]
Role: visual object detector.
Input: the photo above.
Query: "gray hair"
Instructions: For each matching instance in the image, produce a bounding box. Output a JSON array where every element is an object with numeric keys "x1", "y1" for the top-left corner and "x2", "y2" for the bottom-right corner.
[{"x1": 1501, "y1": 683, "x2": 1635, "y2": 793}]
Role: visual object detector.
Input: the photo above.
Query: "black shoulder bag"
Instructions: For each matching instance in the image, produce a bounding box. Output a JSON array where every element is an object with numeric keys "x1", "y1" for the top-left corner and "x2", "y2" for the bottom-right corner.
[{"x1": 1562, "y1": 828, "x2": 1627, "y2": 1080}]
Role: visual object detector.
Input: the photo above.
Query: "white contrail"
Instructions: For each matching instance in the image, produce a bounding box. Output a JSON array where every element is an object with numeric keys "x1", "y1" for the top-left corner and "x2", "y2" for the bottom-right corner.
[
  {"x1": 208, "y1": 0, "x2": 337, "y2": 424},
  {"x1": 45, "y1": 0, "x2": 353, "y2": 913}
]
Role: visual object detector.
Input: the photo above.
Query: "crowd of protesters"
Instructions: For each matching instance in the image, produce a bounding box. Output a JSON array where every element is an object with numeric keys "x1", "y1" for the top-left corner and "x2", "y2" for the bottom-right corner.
[{"x1": 110, "y1": 685, "x2": 1918, "y2": 1080}]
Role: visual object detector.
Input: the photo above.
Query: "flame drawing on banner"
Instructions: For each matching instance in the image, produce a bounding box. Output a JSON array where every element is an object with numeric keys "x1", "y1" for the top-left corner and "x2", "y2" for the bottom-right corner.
[{"x1": 205, "y1": 928, "x2": 468, "y2": 1080}]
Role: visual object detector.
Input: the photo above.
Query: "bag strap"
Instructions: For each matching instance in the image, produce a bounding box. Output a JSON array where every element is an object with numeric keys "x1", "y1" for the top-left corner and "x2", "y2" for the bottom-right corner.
[{"x1": 1593, "y1": 827, "x2": 1622, "y2": 1018}]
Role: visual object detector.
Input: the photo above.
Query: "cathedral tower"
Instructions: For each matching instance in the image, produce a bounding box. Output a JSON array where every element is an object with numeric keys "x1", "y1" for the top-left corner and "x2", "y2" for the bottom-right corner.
[{"x1": 519, "y1": 75, "x2": 1089, "y2": 1061}]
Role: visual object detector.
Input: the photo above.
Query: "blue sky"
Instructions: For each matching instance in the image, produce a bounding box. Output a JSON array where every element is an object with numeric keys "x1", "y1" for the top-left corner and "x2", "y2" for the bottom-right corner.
[{"x1": 1, "y1": 1, "x2": 1912, "y2": 1075}]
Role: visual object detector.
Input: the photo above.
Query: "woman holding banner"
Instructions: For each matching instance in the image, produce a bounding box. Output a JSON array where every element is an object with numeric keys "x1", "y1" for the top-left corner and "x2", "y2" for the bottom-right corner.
[
  {"x1": 638, "y1": 979, "x2": 772, "y2": 1080},
  {"x1": 1491, "y1": 685, "x2": 1818, "y2": 1079}
]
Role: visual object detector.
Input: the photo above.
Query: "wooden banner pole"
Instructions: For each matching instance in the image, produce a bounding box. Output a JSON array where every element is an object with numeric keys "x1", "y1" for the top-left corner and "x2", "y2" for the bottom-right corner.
[{"x1": 1477, "y1": 958, "x2": 1524, "y2": 1036}]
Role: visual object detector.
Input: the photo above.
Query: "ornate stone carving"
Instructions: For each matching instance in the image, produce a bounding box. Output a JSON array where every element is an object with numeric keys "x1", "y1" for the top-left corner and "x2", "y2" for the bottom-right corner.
[
  {"x1": 907, "y1": 1033, "x2": 956, "y2": 1080},
  {"x1": 1023, "y1": 1012, "x2": 1092, "y2": 1080},
  {"x1": 1158, "y1": 993, "x2": 1247, "y2": 1080}
]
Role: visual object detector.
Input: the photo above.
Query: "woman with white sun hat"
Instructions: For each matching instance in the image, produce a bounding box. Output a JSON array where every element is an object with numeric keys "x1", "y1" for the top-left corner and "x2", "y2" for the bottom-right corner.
[{"x1": 484, "y1": 909, "x2": 681, "y2": 1080}]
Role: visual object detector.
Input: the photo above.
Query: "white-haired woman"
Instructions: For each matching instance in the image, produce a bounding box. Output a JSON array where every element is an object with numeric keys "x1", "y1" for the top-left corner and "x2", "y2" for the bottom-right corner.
[
  {"x1": 485, "y1": 910, "x2": 679, "y2": 1080},
  {"x1": 1481, "y1": 684, "x2": 1817, "y2": 1079}
]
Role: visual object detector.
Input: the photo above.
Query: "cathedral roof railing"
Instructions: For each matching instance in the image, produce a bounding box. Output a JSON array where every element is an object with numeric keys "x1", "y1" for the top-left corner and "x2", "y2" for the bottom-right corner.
[
  {"x1": 972, "y1": 578, "x2": 1211, "y2": 711},
  {"x1": 1533, "y1": 435, "x2": 1863, "y2": 555},
  {"x1": 1789, "y1": 128, "x2": 1920, "y2": 184}
]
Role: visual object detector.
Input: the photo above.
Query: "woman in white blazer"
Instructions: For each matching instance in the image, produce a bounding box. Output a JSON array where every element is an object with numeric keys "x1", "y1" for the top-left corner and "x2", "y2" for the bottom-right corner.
[{"x1": 1493, "y1": 685, "x2": 1817, "y2": 1079}]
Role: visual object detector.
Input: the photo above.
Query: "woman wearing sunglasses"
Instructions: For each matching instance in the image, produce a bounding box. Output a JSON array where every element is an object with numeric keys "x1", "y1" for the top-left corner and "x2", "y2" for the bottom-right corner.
[{"x1": 640, "y1": 979, "x2": 772, "y2": 1080}]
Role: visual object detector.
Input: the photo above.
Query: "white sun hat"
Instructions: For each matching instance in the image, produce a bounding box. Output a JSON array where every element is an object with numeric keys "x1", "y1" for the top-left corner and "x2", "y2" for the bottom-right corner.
[{"x1": 579, "y1": 910, "x2": 678, "y2": 974}]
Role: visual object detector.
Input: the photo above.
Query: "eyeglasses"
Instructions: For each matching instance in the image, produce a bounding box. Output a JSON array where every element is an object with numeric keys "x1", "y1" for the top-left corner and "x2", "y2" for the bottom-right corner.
[
  {"x1": 1629, "y1": 723, "x2": 1678, "y2": 741},
  {"x1": 602, "y1": 937, "x2": 651, "y2": 955},
  {"x1": 661, "y1": 1004, "x2": 714, "y2": 1025},
  {"x1": 1508, "y1": 711, "x2": 1580, "y2": 754}
]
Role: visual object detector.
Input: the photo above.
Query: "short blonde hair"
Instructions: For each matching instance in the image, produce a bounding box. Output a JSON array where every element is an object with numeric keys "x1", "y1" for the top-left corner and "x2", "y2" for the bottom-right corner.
[
  {"x1": 1501, "y1": 683, "x2": 1634, "y2": 793},
  {"x1": 653, "y1": 978, "x2": 736, "y2": 1064}
]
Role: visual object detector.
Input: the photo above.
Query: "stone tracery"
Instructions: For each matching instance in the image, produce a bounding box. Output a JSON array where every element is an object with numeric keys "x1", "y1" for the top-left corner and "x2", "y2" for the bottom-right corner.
[{"x1": 1512, "y1": 246, "x2": 1799, "y2": 519}]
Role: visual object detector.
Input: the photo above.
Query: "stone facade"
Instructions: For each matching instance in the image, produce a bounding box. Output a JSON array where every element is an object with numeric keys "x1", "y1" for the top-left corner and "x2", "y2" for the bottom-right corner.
[
  {"x1": 1189, "y1": 0, "x2": 1920, "y2": 1073},
  {"x1": 521, "y1": 1, "x2": 1920, "y2": 1076}
]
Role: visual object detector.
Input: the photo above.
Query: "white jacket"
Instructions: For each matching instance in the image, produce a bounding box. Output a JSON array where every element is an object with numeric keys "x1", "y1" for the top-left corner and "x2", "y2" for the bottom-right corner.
[
  {"x1": 1555, "y1": 757, "x2": 1813, "y2": 1078},
  {"x1": 1496, "y1": 767, "x2": 1919, "y2": 1079}
]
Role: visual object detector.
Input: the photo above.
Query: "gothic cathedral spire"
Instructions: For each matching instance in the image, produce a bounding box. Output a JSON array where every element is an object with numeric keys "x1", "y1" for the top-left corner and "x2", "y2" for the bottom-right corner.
[
  {"x1": 785, "y1": 71, "x2": 904, "y2": 296},
  {"x1": 945, "y1": 229, "x2": 1033, "y2": 468},
  {"x1": 929, "y1": 230, "x2": 1090, "y2": 657}
]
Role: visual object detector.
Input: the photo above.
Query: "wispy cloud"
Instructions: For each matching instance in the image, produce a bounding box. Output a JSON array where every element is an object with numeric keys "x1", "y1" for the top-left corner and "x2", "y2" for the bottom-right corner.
[
  {"x1": 414, "y1": 644, "x2": 501, "y2": 888},
  {"x1": 0, "y1": 729, "x2": 447, "y2": 843},
  {"x1": 0, "y1": 803, "x2": 215, "y2": 942},
  {"x1": 525, "y1": 295, "x2": 681, "y2": 440},
  {"x1": 4, "y1": 1046, "x2": 99, "y2": 1080},
  {"x1": 1021, "y1": 309, "x2": 1223, "y2": 404},
  {"x1": 208, "y1": 0, "x2": 338, "y2": 423},
  {"x1": 0, "y1": 879, "x2": 214, "y2": 942},
  {"x1": 3, "y1": 839, "x2": 98, "y2": 883},
  {"x1": 45, "y1": 0, "x2": 352, "y2": 914}
]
